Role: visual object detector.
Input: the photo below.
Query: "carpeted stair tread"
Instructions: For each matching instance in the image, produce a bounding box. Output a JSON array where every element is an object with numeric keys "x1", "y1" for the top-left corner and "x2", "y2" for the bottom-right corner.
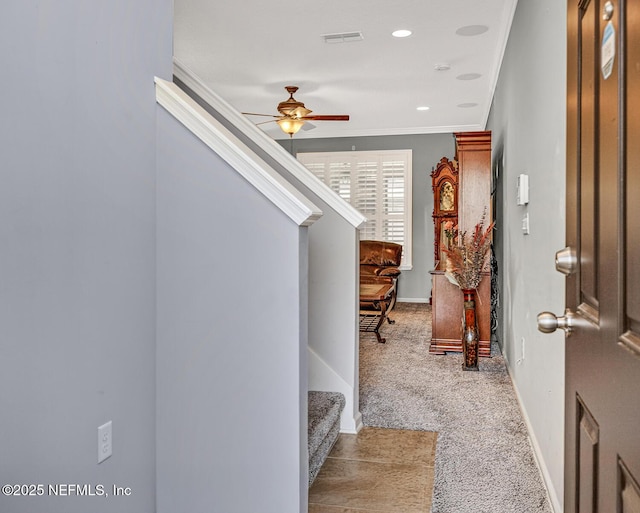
[{"x1": 308, "y1": 391, "x2": 345, "y2": 486}]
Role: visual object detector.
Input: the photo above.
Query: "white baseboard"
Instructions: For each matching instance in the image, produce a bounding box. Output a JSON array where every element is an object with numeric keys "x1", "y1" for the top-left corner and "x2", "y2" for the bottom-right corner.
[
  {"x1": 397, "y1": 297, "x2": 429, "y2": 304},
  {"x1": 341, "y1": 412, "x2": 363, "y2": 435},
  {"x1": 504, "y1": 357, "x2": 563, "y2": 513}
]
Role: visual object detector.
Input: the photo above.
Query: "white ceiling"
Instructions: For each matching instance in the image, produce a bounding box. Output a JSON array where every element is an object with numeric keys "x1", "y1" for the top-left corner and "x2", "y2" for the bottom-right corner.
[{"x1": 173, "y1": 0, "x2": 517, "y2": 140}]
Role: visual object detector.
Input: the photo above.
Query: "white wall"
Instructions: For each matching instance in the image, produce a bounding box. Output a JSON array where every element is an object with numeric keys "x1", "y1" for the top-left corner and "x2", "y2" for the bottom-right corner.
[
  {"x1": 156, "y1": 108, "x2": 309, "y2": 513},
  {"x1": 0, "y1": 2, "x2": 172, "y2": 512},
  {"x1": 486, "y1": 1, "x2": 567, "y2": 510}
]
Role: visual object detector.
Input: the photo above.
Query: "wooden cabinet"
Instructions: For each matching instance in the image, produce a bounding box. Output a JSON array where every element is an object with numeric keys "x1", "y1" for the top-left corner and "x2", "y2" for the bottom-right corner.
[
  {"x1": 430, "y1": 271, "x2": 492, "y2": 356},
  {"x1": 456, "y1": 131, "x2": 493, "y2": 235},
  {"x1": 429, "y1": 131, "x2": 492, "y2": 356}
]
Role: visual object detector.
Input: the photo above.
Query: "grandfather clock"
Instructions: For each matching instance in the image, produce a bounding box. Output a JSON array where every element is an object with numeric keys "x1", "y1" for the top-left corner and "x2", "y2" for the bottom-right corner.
[
  {"x1": 431, "y1": 157, "x2": 458, "y2": 266},
  {"x1": 429, "y1": 131, "x2": 492, "y2": 356}
]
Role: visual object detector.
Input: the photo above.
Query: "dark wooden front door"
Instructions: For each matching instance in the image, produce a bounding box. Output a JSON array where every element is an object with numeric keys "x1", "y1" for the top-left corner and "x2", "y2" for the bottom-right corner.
[{"x1": 564, "y1": 0, "x2": 640, "y2": 510}]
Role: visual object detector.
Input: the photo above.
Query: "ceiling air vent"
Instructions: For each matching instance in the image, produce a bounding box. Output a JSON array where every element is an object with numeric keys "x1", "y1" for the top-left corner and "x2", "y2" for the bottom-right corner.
[{"x1": 322, "y1": 31, "x2": 364, "y2": 44}]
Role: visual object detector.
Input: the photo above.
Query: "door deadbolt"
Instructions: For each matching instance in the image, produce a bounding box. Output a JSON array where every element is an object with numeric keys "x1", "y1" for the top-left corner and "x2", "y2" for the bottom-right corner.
[{"x1": 555, "y1": 247, "x2": 577, "y2": 275}]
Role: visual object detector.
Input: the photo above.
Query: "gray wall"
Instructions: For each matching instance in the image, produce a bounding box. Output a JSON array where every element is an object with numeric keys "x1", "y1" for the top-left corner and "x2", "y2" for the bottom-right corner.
[
  {"x1": 486, "y1": 0, "x2": 566, "y2": 510},
  {"x1": 0, "y1": 1, "x2": 172, "y2": 512},
  {"x1": 286, "y1": 134, "x2": 456, "y2": 302},
  {"x1": 178, "y1": 79, "x2": 363, "y2": 430},
  {"x1": 156, "y1": 109, "x2": 309, "y2": 513},
  {"x1": 306, "y1": 212, "x2": 360, "y2": 431},
  {"x1": 259, "y1": 147, "x2": 363, "y2": 432}
]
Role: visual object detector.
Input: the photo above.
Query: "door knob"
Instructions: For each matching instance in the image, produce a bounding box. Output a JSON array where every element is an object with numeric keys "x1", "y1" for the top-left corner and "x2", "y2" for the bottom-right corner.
[
  {"x1": 555, "y1": 246, "x2": 577, "y2": 275},
  {"x1": 537, "y1": 309, "x2": 575, "y2": 335}
]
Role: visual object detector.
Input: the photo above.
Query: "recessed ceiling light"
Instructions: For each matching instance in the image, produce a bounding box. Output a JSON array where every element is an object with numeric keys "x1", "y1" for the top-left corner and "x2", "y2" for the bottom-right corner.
[
  {"x1": 434, "y1": 63, "x2": 451, "y2": 71},
  {"x1": 457, "y1": 102, "x2": 479, "y2": 108},
  {"x1": 417, "y1": 106, "x2": 430, "y2": 111},
  {"x1": 392, "y1": 29, "x2": 412, "y2": 38},
  {"x1": 455, "y1": 25, "x2": 489, "y2": 36},
  {"x1": 456, "y1": 73, "x2": 482, "y2": 81}
]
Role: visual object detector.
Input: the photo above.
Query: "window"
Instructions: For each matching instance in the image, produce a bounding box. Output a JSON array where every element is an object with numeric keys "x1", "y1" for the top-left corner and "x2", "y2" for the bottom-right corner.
[{"x1": 298, "y1": 150, "x2": 412, "y2": 269}]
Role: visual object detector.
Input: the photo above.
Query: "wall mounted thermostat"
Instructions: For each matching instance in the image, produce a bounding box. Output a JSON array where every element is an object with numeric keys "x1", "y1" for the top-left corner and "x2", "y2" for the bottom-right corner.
[{"x1": 517, "y1": 174, "x2": 529, "y2": 205}]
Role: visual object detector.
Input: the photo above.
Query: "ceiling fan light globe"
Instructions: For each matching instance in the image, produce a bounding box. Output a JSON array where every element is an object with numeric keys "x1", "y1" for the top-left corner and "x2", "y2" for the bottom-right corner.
[{"x1": 277, "y1": 117, "x2": 305, "y2": 135}]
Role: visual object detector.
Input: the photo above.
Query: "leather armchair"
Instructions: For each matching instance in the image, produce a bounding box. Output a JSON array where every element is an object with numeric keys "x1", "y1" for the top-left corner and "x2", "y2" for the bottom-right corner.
[{"x1": 360, "y1": 240, "x2": 402, "y2": 311}]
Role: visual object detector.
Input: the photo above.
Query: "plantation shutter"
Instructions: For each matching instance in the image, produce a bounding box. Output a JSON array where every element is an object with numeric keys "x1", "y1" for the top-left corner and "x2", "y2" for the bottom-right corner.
[{"x1": 298, "y1": 150, "x2": 412, "y2": 268}]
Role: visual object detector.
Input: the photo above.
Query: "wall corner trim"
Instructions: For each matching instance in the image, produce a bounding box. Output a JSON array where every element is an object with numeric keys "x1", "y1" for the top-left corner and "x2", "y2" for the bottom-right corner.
[
  {"x1": 155, "y1": 77, "x2": 322, "y2": 227},
  {"x1": 480, "y1": 0, "x2": 519, "y2": 129},
  {"x1": 172, "y1": 59, "x2": 366, "y2": 229}
]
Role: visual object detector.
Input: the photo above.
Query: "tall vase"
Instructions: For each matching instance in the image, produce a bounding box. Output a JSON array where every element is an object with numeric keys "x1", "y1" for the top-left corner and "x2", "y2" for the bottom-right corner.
[{"x1": 461, "y1": 288, "x2": 479, "y2": 371}]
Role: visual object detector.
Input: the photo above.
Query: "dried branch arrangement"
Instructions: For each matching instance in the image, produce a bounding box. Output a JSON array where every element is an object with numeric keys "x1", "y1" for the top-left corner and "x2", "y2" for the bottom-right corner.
[{"x1": 442, "y1": 209, "x2": 495, "y2": 290}]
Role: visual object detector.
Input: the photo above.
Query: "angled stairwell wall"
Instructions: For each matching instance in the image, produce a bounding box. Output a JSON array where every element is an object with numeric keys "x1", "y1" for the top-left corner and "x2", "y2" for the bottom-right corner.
[
  {"x1": 173, "y1": 60, "x2": 367, "y2": 433},
  {"x1": 155, "y1": 79, "x2": 321, "y2": 513}
]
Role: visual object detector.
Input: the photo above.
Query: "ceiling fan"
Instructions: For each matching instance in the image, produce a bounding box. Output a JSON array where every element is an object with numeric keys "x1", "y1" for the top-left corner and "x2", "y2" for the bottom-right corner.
[{"x1": 243, "y1": 86, "x2": 349, "y2": 137}]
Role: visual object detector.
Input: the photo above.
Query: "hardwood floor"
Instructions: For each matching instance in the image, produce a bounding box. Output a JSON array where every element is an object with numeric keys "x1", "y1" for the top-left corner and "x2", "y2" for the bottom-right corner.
[{"x1": 309, "y1": 427, "x2": 437, "y2": 512}]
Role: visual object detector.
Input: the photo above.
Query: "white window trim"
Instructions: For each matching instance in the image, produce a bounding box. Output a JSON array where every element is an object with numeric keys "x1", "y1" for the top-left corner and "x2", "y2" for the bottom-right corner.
[{"x1": 298, "y1": 150, "x2": 412, "y2": 269}]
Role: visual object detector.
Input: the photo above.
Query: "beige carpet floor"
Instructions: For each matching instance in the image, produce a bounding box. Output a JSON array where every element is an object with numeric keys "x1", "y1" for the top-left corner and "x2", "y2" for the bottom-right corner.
[{"x1": 358, "y1": 302, "x2": 552, "y2": 513}]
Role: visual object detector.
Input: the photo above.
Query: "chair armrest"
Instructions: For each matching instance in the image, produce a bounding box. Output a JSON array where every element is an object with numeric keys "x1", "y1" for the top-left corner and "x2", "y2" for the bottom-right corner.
[{"x1": 378, "y1": 267, "x2": 401, "y2": 277}]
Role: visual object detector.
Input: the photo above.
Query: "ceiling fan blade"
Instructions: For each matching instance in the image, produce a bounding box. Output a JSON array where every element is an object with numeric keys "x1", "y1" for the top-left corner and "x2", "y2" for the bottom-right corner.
[
  {"x1": 302, "y1": 115, "x2": 350, "y2": 121},
  {"x1": 255, "y1": 119, "x2": 278, "y2": 126},
  {"x1": 242, "y1": 112, "x2": 280, "y2": 118}
]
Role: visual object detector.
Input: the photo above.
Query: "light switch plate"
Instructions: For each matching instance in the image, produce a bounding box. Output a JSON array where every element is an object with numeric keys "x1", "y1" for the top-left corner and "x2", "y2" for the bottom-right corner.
[
  {"x1": 98, "y1": 421, "x2": 112, "y2": 463},
  {"x1": 517, "y1": 174, "x2": 529, "y2": 205}
]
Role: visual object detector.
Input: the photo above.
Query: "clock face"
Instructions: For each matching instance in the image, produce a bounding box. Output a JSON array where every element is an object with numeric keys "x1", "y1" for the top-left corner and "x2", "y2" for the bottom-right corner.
[{"x1": 440, "y1": 181, "x2": 455, "y2": 211}]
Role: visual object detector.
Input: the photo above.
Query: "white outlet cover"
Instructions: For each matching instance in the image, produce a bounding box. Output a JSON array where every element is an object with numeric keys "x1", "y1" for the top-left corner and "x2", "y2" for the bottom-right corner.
[{"x1": 98, "y1": 421, "x2": 112, "y2": 463}]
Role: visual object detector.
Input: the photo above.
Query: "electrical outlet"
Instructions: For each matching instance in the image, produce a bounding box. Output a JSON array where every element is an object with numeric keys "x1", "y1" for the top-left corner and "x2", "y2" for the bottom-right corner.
[{"x1": 98, "y1": 421, "x2": 112, "y2": 463}]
